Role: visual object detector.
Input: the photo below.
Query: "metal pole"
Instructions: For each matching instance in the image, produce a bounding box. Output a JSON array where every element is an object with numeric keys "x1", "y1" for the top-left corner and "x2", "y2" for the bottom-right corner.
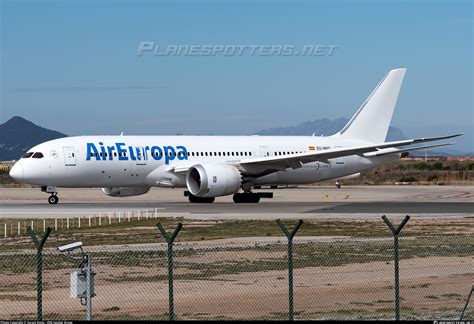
[
  {"x1": 460, "y1": 285, "x2": 473, "y2": 320},
  {"x1": 167, "y1": 241, "x2": 174, "y2": 320},
  {"x1": 86, "y1": 253, "x2": 93, "y2": 321},
  {"x1": 381, "y1": 215, "x2": 410, "y2": 321},
  {"x1": 288, "y1": 236, "x2": 294, "y2": 320},
  {"x1": 27, "y1": 226, "x2": 52, "y2": 321},
  {"x1": 157, "y1": 222, "x2": 183, "y2": 321},
  {"x1": 276, "y1": 219, "x2": 304, "y2": 321},
  {"x1": 393, "y1": 234, "x2": 400, "y2": 320}
]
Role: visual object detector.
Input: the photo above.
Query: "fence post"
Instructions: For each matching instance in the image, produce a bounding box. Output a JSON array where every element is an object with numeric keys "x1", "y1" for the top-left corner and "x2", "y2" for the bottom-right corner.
[
  {"x1": 382, "y1": 215, "x2": 410, "y2": 321},
  {"x1": 460, "y1": 285, "x2": 474, "y2": 320},
  {"x1": 27, "y1": 226, "x2": 52, "y2": 321},
  {"x1": 86, "y1": 253, "x2": 93, "y2": 321},
  {"x1": 156, "y1": 222, "x2": 183, "y2": 321},
  {"x1": 276, "y1": 219, "x2": 304, "y2": 321}
]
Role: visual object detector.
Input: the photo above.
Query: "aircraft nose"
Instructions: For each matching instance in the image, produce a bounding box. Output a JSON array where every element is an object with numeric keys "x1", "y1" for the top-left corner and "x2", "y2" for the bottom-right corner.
[{"x1": 9, "y1": 162, "x2": 24, "y2": 182}]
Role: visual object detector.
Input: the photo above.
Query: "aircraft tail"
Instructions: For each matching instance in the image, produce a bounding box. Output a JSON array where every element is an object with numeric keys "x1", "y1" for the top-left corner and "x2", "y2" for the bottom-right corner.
[{"x1": 337, "y1": 68, "x2": 406, "y2": 143}]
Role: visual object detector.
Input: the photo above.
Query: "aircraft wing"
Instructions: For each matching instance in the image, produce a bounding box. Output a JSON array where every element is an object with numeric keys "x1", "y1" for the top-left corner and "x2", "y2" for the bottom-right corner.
[
  {"x1": 238, "y1": 134, "x2": 462, "y2": 168},
  {"x1": 363, "y1": 142, "x2": 454, "y2": 157}
]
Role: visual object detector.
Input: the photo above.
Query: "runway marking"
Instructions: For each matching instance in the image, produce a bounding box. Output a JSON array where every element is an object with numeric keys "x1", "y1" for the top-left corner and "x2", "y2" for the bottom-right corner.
[{"x1": 442, "y1": 192, "x2": 472, "y2": 199}]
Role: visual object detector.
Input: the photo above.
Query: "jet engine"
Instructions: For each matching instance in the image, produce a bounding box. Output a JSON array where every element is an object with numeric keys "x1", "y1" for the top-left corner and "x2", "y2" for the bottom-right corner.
[
  {"x1": 101, "y1": 187, "x2": 150, "y2": 197},
  {"x1": 186, "y1": 164, "x2": 241, "y2": 198}
]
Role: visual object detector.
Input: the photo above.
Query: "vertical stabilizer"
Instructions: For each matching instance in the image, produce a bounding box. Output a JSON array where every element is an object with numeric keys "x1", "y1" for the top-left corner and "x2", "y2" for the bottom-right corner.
[{"x1": 337, "y1": 68, "x2": 406, "y2": 143}]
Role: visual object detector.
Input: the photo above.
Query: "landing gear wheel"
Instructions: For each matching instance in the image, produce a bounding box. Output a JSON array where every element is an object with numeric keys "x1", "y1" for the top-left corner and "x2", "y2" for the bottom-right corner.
[
  {"x1": 233, "y1": 193, "x2": 260, "y2": 203},
  {"x1": 188, "y1": 194, "x2": 215, "y2": 203},
  {"x1": 48, "y1": 195, "x2": 59, "y2": 205}
]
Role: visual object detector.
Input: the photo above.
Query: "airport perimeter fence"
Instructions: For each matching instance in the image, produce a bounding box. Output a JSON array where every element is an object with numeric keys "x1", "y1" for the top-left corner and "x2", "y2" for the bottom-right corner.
[
  {"x1": 1, "y1": 228, "x2": 473, "y2": 320},
  {"x1": 1, "y1": 209, "x2": 167, "y2": 239}
]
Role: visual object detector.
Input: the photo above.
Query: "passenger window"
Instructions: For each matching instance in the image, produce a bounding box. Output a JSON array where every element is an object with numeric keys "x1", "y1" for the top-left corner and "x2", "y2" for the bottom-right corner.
[
  {"x1": 22, "y1": 152, "x2": 34, "y2": 159},
  {"x1": 32, "y1": 152, "x2": 44, "y2": 159}
]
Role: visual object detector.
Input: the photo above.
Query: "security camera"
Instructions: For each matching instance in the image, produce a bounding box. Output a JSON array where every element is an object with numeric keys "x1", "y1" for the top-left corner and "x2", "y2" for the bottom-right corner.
[{"x1": 58, "y1": 241, "x2": 83, "y2": 253}]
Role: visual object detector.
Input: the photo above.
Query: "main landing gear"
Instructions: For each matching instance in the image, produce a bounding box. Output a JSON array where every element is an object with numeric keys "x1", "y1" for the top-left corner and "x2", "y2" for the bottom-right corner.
[
  {"x1": 233, "y1": 192, "x2": 260, "y2": 203},
  {"x1": 187, "y1": 193, "x2": 215, "y2": 203},
  {"x1": 41, "y1": 186, "x2": 59, "y2": 204},
  {"x1": 184, "y1": 191, "x2": 272, "y2": 204}
]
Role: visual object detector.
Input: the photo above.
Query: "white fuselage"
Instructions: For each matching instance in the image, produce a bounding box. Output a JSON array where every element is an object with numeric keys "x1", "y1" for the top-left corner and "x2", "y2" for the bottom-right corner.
[{"x1": 11, "y1": 135, "x2": 399, "y2": 188}]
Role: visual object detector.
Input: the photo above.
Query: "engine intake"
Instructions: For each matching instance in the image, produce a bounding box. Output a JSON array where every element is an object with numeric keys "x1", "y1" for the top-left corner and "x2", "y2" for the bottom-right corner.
[
  {"x1": 186, "y1": 164, "x2": 241, "y2": 198},
  {"x1": 102, "y1": 187, "x2": 150, "y2": 197}
]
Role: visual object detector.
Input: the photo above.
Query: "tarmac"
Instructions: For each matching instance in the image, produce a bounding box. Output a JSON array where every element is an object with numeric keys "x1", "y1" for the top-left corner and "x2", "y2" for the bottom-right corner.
[{"x1": 0, "y1": 185, "x2": 472, "y2": 220}]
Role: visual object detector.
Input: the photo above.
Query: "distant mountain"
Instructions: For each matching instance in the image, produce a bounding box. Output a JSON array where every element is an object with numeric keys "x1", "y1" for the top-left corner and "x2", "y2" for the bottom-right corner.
[
  {"x1": 0, "y1": 116, "x2": 67, "y2": 160},
  {"x1": 254, "y1": 117, "x2": 406, "y2": 142},
  {"x1": 410, "y1": 149, "x2": 474, "y2": 157}
]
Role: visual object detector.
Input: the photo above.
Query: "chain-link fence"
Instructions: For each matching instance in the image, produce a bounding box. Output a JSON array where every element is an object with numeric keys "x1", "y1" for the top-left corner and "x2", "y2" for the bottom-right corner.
[{"x1": 1, "y1": 232, "x2": 473, "y2": 320}]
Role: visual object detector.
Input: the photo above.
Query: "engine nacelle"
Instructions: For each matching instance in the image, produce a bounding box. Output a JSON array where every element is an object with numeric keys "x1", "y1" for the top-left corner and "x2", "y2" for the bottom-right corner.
[
  {"x1": 101, "y1": 187, "x2": 150, "y2": 197},
  {"x1": 186, "y1": 164, "x2": 241, "y2": 198}
]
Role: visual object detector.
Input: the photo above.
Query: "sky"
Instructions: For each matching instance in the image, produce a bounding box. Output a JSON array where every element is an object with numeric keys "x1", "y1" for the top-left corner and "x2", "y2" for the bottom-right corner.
[{"x1": 0, "y1": 0, "x2": 472, "y2": 150}]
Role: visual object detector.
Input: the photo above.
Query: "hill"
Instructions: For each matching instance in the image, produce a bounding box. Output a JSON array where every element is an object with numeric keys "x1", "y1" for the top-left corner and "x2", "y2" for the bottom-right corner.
[{"x1": 0, "y1": 116, "x2": 67, "y2": 160}]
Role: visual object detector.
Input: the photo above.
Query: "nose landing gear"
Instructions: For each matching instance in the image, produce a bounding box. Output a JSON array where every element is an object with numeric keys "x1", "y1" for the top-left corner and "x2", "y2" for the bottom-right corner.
[
  {"x1": 48, "y1": 194, "x2": 59, "y2": 205},
  {"x1": 41, "y1": 186, "x2": 59, "y2": 204}
]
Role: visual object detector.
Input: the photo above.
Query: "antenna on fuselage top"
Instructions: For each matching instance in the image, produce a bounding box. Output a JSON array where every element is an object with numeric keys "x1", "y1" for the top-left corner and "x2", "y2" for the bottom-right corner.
[{"x1": 120, "y1": 132, "x2": 124, "y2": 136}]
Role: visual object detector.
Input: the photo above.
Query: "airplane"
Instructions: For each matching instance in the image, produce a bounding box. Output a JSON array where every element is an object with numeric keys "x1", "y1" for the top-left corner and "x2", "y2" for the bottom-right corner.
[{"x1": 9, "y1": 68, "x2": 462, "y2": 204}]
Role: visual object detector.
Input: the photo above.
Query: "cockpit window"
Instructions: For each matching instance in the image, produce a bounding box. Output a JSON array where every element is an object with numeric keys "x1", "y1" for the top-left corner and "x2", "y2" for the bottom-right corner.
[
  {"x1": 22, "y1": 152, "x2": 34, "y2": 159},
  {"x1": 32, "y1": 152, "x2": 44, "y2": 159}
]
